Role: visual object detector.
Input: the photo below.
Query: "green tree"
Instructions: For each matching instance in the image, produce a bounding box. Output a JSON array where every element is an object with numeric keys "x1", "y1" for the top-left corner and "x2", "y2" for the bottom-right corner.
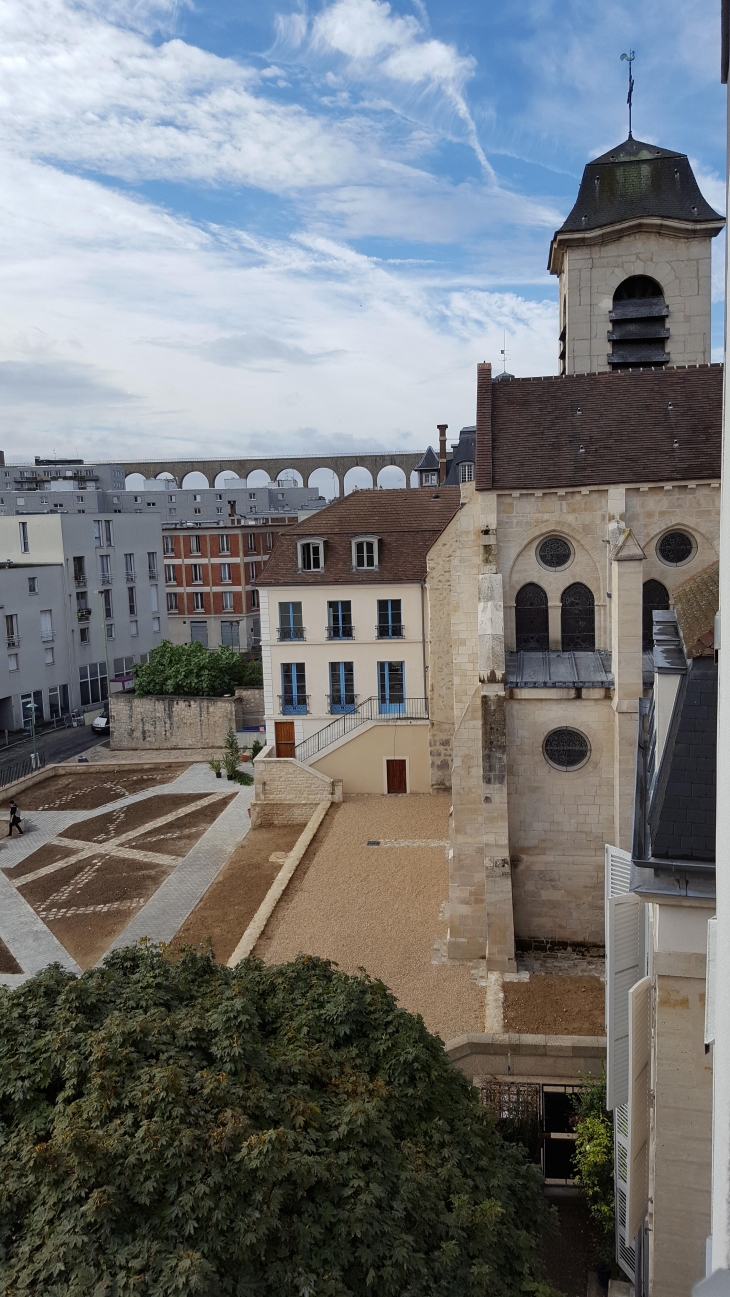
[
  {"x1": 0, "y1": 947, "x2": 557, "y2": 1297},
  {"x1": 133, "y1": 642, "x2": 258, "y2": 697},
  {"x1": 572, "y1": 1076, "x2": 615, "y2": 1260}
]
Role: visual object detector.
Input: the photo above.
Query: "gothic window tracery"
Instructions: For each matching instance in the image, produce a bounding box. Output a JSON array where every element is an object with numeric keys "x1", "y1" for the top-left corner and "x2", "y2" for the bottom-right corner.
[
  {"x1": 515, "y1": 583, "x2": 549, "y2": 651},
  {"x1": 560, "y1": 583, "x2": 595, "y2": 651}
]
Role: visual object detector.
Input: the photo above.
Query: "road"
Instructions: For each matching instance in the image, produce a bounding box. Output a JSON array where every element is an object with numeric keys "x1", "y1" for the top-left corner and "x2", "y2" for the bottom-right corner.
[{"x1": 0, "y1": 725, "x2": 107, "y2": 777}]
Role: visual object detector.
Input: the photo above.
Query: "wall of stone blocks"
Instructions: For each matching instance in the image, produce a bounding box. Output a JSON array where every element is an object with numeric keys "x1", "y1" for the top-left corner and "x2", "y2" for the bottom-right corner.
[
  {"x1": 110, "y1": 693, "x2": 242, "y2": 749},
  {"x1": 426, "y1": 496, "x2": 461, "y2": 789},
  {"x1": 249, "y1": 751, "x2": 340, "y2": 827},
  {"x1": 650, "y1": 972, "x2": 712, "y2": 1297},
  {"x1": 561, "y1": 229, "x2": 714, "y2": 375},
  {"x1": 506, "y1": 695, "x2": 616, "y2": 944}
]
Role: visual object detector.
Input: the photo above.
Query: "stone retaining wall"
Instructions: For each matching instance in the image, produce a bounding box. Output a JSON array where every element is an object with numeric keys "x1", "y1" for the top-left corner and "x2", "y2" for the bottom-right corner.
[{"x1": 110, "y1": 693, "x2": 243, "y2": 750}]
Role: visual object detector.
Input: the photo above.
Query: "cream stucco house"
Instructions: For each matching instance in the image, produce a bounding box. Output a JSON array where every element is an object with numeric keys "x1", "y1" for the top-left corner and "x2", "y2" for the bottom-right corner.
[{"x1": 256, "y1": 487, "x2": 459, "y2": 795}]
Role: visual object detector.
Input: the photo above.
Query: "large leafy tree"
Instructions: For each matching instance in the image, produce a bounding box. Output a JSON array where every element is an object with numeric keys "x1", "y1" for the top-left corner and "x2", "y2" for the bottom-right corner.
[
  {"x1": 133, "y1": 641, "x2": 262, "y2": 697},
  {"x1": 0, "y1": 948, "x2": 555, "y2": 1296}
]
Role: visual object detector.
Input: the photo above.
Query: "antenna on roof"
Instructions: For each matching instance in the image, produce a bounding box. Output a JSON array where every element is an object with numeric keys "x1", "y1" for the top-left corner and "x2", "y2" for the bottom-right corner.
[
  {"x1": 500, "y1": 331, "x2": 510, "y2": 374},
  {"x1": 620, "y1": 50, "x2": 635, "y2": 138}
]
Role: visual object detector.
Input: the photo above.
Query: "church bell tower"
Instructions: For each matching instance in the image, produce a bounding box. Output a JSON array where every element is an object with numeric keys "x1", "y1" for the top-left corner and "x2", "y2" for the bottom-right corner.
[{"x1": 548, "y1": 136, "x2": 725, "y2": 374}]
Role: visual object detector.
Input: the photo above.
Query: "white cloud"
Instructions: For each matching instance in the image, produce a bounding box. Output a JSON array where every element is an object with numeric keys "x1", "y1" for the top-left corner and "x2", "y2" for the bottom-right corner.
[
  {"x1": 275, "y1": 0, "x2": 490, "y2": 171},
  {"x1": 0, "y1": 154, "x2": 558, "y2": 458}
]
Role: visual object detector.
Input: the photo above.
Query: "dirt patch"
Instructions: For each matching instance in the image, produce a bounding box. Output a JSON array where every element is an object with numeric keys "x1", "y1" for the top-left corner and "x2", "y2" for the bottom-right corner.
[
  {"x1": 1, "y1": 765, "x2": 190, "y2": 812},
  {"x1": 56, "y1": 793, "x2": 230, "y2": 845},
  {"x1": 2, "y1": 841, "x2": 79, "y2": 880},
  {"x1": 256, "y1": 795, "x2": 485, "y2": 1044},
  {"x1": 0, "y1": 938, "x2": 22, "y2": 974},
  {"x1": 539, "y1": 1194, "x2": 603, "y2": 1297},
  {"x1": 34, "y1": 851, "x2": 176, "y2": 969},
  {"x1": 138, "y1": 799, "x2": 237, "y2": 858},
  {"x1": 171, "y1": 825, "x2": 303, "y2": 964},
  {"x1": 503, "y1": 975, "x2": 604, "y2": 1036}
]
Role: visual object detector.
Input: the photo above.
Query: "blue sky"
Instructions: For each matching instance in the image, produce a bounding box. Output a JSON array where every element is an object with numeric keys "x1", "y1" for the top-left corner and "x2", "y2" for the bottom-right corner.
[{"x1": 0, "y1": 0, "x2": 725, "y2": 465}]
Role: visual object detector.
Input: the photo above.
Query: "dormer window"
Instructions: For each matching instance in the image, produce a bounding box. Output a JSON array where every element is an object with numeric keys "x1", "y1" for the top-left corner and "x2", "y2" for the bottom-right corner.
[
  {"x1": 298, "y1": 538, "x2": 324, "y2": 571},
  {"x1": 352, "y1": 536, "x2": 379, "y2": 570},
  {"x1": 458, "y1": 462, "x2": 474, "y2": 483},
  {"x1": 422, "y1": 471, "x2": 439, "y2": 486}
]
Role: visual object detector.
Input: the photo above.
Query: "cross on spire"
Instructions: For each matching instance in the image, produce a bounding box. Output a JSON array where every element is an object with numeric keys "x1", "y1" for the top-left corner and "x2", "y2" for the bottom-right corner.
[{"x1": 621, "y1": 50, "x2": 635, "y2": 138}]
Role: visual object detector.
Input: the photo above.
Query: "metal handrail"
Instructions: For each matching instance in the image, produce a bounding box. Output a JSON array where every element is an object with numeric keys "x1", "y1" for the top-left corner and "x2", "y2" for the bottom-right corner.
[
  {"x1": 278, "y1": 694, "x2": 309, "y2": 714},
  {"x1": 77, "y1": 608, "x2": 91, "y2": 621},
  {"x1": 148, "y1": 569, "x2": 159, "y2": 581},
  {"x1": 6, "y1": 635, "x2": 20, "y2": 648},
  {"x1": 325, "y1": 626, "x2": 355, "y2": 639},
  {"x1": 296, "y1": 696, "x2": 428, "y2": 762},
  {"x1": 100, "y1": 574, "x2": 112, "y2": 586},
  {"x1": 326, "y1": 693, "x2": 358, "y2": 714},
  {"x1": 125, "y1": 572, "x2": 135, "y2": 583},
  {"x1": 376, "y1": 624, "x2": 405, "y2": 638},
  {"x1": 74, "y1": 576, "x2": 87, "y2": 588},
  {"x1": 278, "y1": 626, "x2": 306, "y2": 641},
  {"x1": 41, "y1": 630, "x2": 56, "y2": 642}
]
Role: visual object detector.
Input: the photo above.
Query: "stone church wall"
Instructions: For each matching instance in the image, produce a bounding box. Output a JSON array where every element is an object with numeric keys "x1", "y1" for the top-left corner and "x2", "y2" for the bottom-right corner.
[{"x1": 506, "y1": 694, "x2": 615, "y2": 945}]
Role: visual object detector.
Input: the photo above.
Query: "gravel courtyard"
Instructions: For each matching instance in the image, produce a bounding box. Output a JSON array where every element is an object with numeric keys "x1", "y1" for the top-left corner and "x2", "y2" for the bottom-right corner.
[{"x1": 256, "y1": 794, "x2": 486, "y2": 1044}]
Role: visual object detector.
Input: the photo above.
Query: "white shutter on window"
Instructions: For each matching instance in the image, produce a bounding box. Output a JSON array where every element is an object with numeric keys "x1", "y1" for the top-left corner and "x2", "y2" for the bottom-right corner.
[
  {"x1": 605, "y1": 843, "x2": 632, "y2": 903},
  {"x1": 626, "y1": 975, "x2": 651, "y2": 1243},
  {"x1": 705, "y1": 916, "x2": 717, "y2": 1046},
  {"x1": 606, "y1": 893, "x2": 641, "y2": 1111}
]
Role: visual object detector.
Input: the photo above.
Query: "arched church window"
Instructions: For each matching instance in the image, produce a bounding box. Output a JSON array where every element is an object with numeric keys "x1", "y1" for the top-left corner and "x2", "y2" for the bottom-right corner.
[
  {"x1": 608, "y1": 275, "x2": 669, "y2": 370},
  {"x1": 515, "y1": 583, "x2": 549, "y2": 651},
  {"x1": 561, "y1": 583, "x2": 595, "y2": 651},
  {"x1": 642, "y1": 579, "x2": 670, "y2": 651}
]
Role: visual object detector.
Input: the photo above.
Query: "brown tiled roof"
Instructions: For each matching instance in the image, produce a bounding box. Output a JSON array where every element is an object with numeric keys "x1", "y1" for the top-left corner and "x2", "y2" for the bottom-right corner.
[
  {"x1": 674, "y1": 562, "x2": 719, "y2": 658},
  {"x1": 256, "y1": 487, "x2": 460, "y2": 587},
  {"x1": 475, "y1": 363, "x2": 722, "y2": 492}
]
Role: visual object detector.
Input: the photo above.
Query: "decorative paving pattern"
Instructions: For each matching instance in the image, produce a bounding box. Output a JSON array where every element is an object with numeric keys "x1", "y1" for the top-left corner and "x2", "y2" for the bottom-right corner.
[{"x1": 0, "y1": 764, "x2": 253, "y2": 983}]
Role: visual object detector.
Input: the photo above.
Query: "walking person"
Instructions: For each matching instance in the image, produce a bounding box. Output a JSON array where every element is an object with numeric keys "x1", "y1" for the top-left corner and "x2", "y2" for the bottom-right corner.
[{"x1": 7, "y1": 799, "x2": 23, "y2": 837}]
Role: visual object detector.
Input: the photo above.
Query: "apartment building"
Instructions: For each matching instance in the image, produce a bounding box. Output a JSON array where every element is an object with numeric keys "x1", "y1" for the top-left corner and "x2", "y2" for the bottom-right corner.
[
  {"x1": 0, "y1": 512, "x2": 165, "y2": 729},
  {"x1": 256, "y1": 488, "x2": 460, "y2": 793},
  {"x1": 162, "y1": 518, "x2": 299, "y2": 652},
  {"x1": 124, "y1": 479, "x2": 327, "y2": 525}
]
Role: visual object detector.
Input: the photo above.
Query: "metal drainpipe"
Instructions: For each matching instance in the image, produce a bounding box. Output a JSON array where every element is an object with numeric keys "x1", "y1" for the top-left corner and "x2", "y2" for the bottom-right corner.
[{"x1": 420, "y1": 581, "x2": 428, "y2": 707}]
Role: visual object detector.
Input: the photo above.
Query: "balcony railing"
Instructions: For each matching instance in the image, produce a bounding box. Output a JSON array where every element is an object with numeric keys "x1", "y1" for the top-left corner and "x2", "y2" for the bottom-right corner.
[
  {"x1": 326, "y1": 694, "x2": 358, "y2": 714},
  {"x1": 278, "y1": 694, "x2": 309, "y2": 715},
  {"x1": 376, "y1": 624, "x2": 404, "y2": 638},
  {"x1": 77, "y1": 608, "x2": 91, "y2": 621},
  {"x1": 125, "y1": 572, "x2": 135, "y2": 584},
  {"x1": 41, "y1": 630, "x2": 56, "y2": 642},
  {"x1": 100, "y1": 574, "x2": 112, "y2": 586},
  {"x1": 6, "y1": 634, "x2": 20, "y2": 649},
  {"x1": 148, "y1": 568, "x2": 158, "y2": 581},
  {"x1": 74, "y1": 576, "x2": 87, "y2": 588},
  {"x1": 296, "y1": 696, "x2": 428, "y2": 763},
  {"x1": 278, "y1": 626, "x2": 306, "y2": 641},
  {"x1": 326, "y1": 625, "x2": 354, "y2": 640}
]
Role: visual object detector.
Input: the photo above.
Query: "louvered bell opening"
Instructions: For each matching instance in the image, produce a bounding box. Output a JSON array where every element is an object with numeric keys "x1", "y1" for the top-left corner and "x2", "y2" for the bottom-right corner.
[{"x1": 608, "y1": 276, "x2": 669, "y2": 369}]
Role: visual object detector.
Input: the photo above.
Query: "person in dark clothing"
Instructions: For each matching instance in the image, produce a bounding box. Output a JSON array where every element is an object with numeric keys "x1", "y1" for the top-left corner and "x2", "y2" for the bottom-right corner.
[{"x1": 8, "y1": 801, "x2": 22, "y2": 836}]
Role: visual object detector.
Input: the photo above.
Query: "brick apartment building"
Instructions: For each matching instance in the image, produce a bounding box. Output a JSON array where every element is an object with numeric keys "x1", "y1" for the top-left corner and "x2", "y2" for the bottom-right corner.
[{"x1": 162, "y1": 517, "x2": 303, "y2": 652}]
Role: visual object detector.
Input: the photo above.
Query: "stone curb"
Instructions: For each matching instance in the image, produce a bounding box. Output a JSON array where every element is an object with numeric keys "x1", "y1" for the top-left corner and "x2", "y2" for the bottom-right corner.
[{"x1": 227, "y1": 801, "x2": 331, "y2": 966}]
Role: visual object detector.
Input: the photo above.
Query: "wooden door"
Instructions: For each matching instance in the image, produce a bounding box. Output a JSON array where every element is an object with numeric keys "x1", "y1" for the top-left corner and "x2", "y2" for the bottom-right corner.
[
  {"x1": 386, "y1": 759, "x2": 407, "y2": 794},
  {"x1": 275, "y1": 721, "x2": 296, "y2": 758}
]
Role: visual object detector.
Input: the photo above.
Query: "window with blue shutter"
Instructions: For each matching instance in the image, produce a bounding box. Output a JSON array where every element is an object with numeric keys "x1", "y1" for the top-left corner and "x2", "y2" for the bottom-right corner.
[
  {"x1": 329, "y1": 662, "x2": 355, "y2": 713},
  {"x1": 281, "y1": 663, "x2": 307, "y2": 714},
  {"x1": 378, "y1": 661, "x2": 405, "y2": 713}
]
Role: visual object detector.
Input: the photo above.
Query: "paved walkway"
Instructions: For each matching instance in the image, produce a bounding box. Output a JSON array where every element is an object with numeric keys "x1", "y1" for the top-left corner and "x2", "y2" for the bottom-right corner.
[{"x1": 0, "y1": 764, "x2": 252, "y2": 985}]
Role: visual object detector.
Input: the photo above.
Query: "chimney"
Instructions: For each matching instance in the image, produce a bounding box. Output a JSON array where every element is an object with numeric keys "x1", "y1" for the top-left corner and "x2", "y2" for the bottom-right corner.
[
  {"x1": 475, "y1": 362, "x2": 493, "y2": 490},
  {"x1": 437, "y1": 424, "x2": 448, "y2": 484}
]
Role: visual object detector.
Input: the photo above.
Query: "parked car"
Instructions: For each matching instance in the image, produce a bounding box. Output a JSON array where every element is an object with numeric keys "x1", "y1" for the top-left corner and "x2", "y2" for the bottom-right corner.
[{"x1": 92, "y1": 711, "x2": 109, "y2": 733}]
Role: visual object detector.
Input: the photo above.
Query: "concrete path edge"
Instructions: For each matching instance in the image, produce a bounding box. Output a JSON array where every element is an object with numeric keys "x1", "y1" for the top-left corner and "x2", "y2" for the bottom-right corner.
[{"x1": 227, "y1": 801, "x2": 331, "y2": 967}]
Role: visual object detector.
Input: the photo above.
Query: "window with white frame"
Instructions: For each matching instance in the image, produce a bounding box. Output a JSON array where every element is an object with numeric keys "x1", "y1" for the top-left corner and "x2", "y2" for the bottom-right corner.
[
  {"x1": 163, "y1": 535, "x2": 175, "y2": 555},
  {"x1": 19, "y1": 521, "x2": 29, "y2": 553},
  {"x1": 222, "y1": 591, "x2": 234, "y2": 611},
  {"x1": 193, "y1": 592, "x2": 205, "y2": 611},
  {"x1": 352, "y1": 536, "x2": 378, "y2": 569},
  {"x1": 190, "y1": 535, "x2": 201, "y2": 555},
  {"x1": 191, "y1": 564, "x2": 203, "y2": 584},
  {"x1": 220, "y1": 563, "x2": 232, "y2": 583},
  {"x1": 298, "y1": 539, "x2": 324, "y2": 571},
  {"x1": 219, "y1": 534, "x2": 230, "y2": 555},
  {"x1": 459, "y1": 461, "x2": 474, "y2": 483},
  {"x1": 166, "y1": 592, "x2": 178, "y2": 612},
  {"x1": 164, "y1": 564, "x2": 177, "y2": 584},
  {"x1": 250, "y1": 589, "x2": 259, "y2": 609},
  {"x1": 152, "y1": 616, "x2": 160, "y2": 632},
  {"x1": 150, "y1": 585, "x2": 159, "y2": 613},
  {"x1": 45, "y1": 647, "x2": 54, "y2": 664}
]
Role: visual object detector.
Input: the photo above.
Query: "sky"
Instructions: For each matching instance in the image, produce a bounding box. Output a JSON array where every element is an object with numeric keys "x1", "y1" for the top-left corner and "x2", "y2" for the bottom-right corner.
[{"x1": 0, "y1": 0, "x2": 725, "y2": 469}]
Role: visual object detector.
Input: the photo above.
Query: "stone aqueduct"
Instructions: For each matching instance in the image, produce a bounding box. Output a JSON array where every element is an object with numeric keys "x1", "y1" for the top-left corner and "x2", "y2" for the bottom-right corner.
[{"x1": 116, "y1": 452, "x2": 424, "y2": 493}]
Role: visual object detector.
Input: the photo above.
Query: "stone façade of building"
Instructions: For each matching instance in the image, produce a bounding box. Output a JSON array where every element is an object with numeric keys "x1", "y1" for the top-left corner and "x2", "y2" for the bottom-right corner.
[{"x1": 429, "y1": 133, "x2": 724, "y2": 969}]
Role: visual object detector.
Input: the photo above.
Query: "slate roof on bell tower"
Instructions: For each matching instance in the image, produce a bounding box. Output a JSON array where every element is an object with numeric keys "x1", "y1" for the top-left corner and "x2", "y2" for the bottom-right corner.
[{"x1": 557, "y1": 136, "x2": 723, "y2": 235}]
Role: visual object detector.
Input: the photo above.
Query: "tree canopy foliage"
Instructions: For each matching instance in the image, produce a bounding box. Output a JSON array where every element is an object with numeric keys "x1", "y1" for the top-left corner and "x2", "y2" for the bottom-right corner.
[
  {"x1": 572, "y1": 1076, "x2": 614, "y2": 1260},
  {"x1": 133, "y1": 641, "x2": 262, "y2": 697},
  {"x1": 0, "y1": 946, "x2": 556, "y2": 1296}
]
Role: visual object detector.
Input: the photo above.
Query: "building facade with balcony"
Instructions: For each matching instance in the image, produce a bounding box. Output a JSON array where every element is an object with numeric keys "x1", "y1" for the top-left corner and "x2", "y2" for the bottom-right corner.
[
  {"x1": 256, "y1": 488, "x2": 460, "y2": 794},
  {"x1": 0, "y1": 511, "x2": 165, "y2": 730}
]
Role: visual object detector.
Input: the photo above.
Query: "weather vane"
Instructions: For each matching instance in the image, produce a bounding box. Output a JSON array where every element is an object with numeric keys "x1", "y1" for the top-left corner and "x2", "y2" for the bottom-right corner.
[{"x1": 621, "y1": 50, "x2": 635, "y2": 139}]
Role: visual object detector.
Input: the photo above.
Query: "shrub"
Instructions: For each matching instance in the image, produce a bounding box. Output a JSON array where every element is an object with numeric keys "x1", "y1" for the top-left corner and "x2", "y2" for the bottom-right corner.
[{"x1": 0, "y1": 947, "x2": 558, "y2": 1296}]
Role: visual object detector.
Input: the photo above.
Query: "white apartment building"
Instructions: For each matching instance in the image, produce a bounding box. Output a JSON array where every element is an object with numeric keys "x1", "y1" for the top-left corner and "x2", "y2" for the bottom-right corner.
[
  {"x1": 257, "y1": 488, "x2": 459, "y2": 794},
  {"x1": 0, "y1": 512, "x2": 166, "y2": 730}
]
